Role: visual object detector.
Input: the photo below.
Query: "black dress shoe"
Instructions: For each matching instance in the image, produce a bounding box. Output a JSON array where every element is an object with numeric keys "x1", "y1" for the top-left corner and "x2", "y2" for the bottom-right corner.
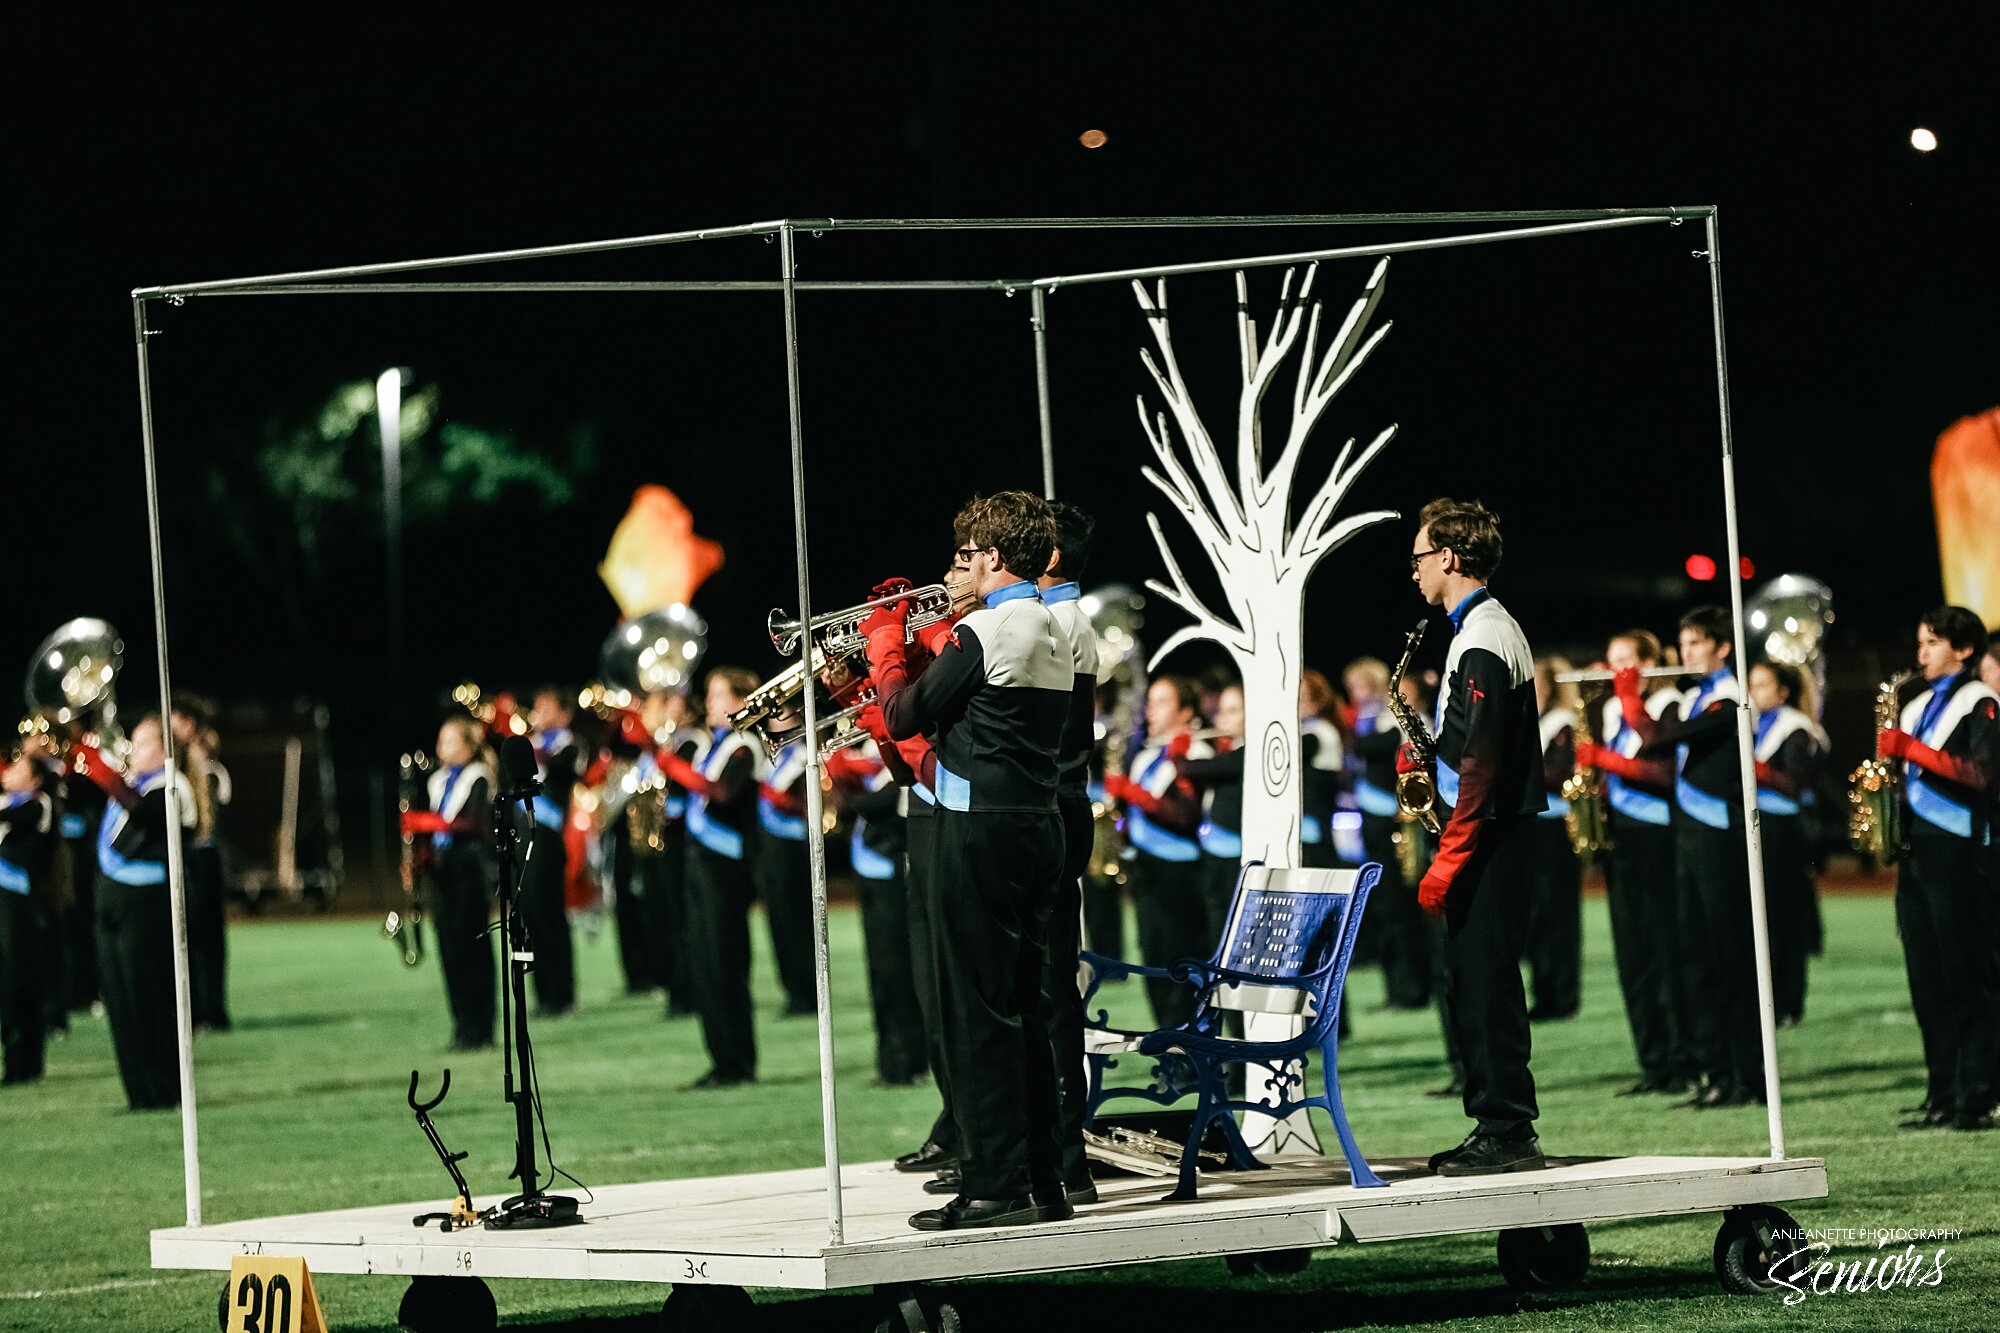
[
  {"x1": 1427, "y1": 1132, "x2": 1479, "y2": 1172},
  {"x1": 1948, "y1": 1111, "x2": 1994, "y2": 1131},
  {"x1": 908, "y1": 1195, "x2": 1046, "y2": 1231},
  {"x1": 1065, "y1": 1178, "x2": 1099, "y2": 1205},
  {"x1": 686, "y1": 1070, "x2": 754, "y2": 1090},
  {"x1": 923, "y1": 1169, "x2": 960, "y2": 1196},
  {"x1": 1436, "y1": 1133, "x2": 1546, "y2": 1177},
  {"x1": 894, "y1": 1142, "x2": 957, "y2": 1174}
]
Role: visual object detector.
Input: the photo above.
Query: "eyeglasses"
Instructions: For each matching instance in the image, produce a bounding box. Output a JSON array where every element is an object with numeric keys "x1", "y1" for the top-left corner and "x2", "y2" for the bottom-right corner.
[
  {"x1": 953, "y1": 545, "x2": 992, "y2": 565},
  {"x1": 1409, "y1": 547, "x2": 1447, "y2": 572}
]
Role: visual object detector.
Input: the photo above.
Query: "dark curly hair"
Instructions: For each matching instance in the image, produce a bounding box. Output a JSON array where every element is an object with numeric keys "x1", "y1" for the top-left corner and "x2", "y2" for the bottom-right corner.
[
  {"x1": 1417, "y1": 497, "x2": 1503, "y2": 581},
  {"x1": 955, "y1": 491, "x2": 1057, "y2": 581}
]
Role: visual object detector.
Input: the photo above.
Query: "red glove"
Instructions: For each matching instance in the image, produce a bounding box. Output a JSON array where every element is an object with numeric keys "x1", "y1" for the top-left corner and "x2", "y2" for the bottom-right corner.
[
  {"x1": 1166, "y1": 732, "x2": 1193, "y2": 760},
  {"x1": 822, "y1": 749, "x2": 878, "y2": 784},
  {"x1": 759, "y1": 780, "x2": 804, "y2": 815},
  {"x1": 860, "y1": 599, "x2": 910, "y2": 672},
  {"x1": 69, "y1": 743, "x2": 133, "y2": 800},
  {"x1": 1753, "y1": 759, "x2": 1777, "y2": 786},
  {"x1": 618, "y1": 711, "x2": 652, "y2": 747},
  {"x1": 1573, "y1": 739, "x2": 1603, "y2": 770},
  {"x1": 1417, "y1": 867, "x2": 1450, "y2": 917},
  {"x1": 915, "y1": 616, "x2": 958, "y2": 656},
  {"x1": 400, "y1": 810, "x2": 451, "y2": 835},
  {"x1": 658, "y1": 750, "x2": 707, "y2": 795},
  {"x1": 1102, "y1": 773, "x2": 1160, "y2": 814},
  {"x1": 857, "y1": 703, "x2": 890, "y2": 745},
  {"x1": 1877, "y1": 728, "x2": 1912, "y2": 761},
  {"x1": 1878, "y1": 726, "x2": 1989, "y2": 787},
  {"x1": 871, "y1": 576, "x2": 913, "y2": 600},
  {"x1": 1215, "y1": 735, "x2": 1236, "y2": 754},
  {"x1": 1396, "y1": 742, "x2": 1427, "y2": 776},
  {"x1": 1614, "y1": 666, "x2": 1650, "y2": 730}
]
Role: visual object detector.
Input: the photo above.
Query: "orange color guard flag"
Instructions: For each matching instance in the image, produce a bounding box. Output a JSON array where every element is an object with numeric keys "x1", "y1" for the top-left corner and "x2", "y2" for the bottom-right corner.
[
  {"x1": 1931, "y1": 409, "x2": 2000, "y2": 627},
  {"x1": 597, "y1": 485, "x2": 725, "y2": 618}
]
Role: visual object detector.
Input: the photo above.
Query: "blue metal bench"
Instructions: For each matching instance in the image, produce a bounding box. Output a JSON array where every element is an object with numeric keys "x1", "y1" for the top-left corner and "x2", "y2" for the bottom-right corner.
[{"x1": 1080, "y1": 861, "x2": 1386, "y2": 1200}]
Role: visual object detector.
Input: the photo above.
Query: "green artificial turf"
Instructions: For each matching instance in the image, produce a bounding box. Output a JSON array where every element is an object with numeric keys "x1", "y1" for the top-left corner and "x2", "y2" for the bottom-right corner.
[{"x1": 1, "y1": 891, "x2": 1991, "y2": 1331}]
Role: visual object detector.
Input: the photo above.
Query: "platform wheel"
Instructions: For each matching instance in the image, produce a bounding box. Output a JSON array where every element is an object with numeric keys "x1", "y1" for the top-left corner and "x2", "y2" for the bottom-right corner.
[
  {"x1": 1223, "y1": 1246, "x2": 1312, "y2": 1278},
  {"x1": 873, "y1": 1283, "x2": 963, "y2": 1333},
  {"x1": 216, "y1": 1279, "x2": 229, "y2": 1330},
  {"x1": 660, "y1": 1282, "x2": 755, "y2": 1332},
  {"x1": 397, "y1": 1274, "x2": 497, "y2": 1332},
  {"x1": 1714, "y1": 1205, "x2": 1802, "y2": 1295},
  {"x1": 1496, "y1": 1223, "x2": 1591, "y2": 1291}
]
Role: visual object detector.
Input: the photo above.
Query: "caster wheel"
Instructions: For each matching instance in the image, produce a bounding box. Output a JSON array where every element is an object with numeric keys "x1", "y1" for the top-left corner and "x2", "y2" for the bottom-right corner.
[
  {"x1": 1497, "y1": 1223, "x2": 1591, "y2": 1290},
  {"x1": 1224, "y1": 1247, "x2": 1311, "y2": 1278},
  {"x1": 217, "y1": 1279, "x2": 229, "y2": 1331},
  {"x1": 397, "y1": 1274, "x2": 497, "y2": 1332},
  {"x1": 873, "y1": 1284, "x2": 962, "y2": 1333},
  {"x1": 661, "y1": 1283, "x2": 754, "y2": 1332},
  {"x1": 1715, "y1": 1205, "x2": 1802, "y2": 1295}
]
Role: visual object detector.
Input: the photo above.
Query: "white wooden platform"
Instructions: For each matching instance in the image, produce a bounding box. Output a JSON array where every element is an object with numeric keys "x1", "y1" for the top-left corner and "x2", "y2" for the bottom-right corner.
[{"x1": 152, "y1": 1153, "x2": 1826, "y2": 1292}]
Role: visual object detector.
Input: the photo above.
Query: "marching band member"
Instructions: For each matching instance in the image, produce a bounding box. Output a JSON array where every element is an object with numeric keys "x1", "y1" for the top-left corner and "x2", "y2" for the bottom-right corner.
[
  {"x1": 1402, "y1": 498, "x2": 1550, "y2": 1176},
  {"x1": 640, "y1": 690, "x2": 702, "y2": 1018},
  {"x1": 525, "y1": 688, "x2": 582, "y2": 1017},
  {"x1": 402, "y1": 716, "x2": 497, "y2": 1052},
  {"x1": 756, "y1": 723, "x2": 819, "y2": 1018},
  {"x1": 71, "y1": 715, "x2": 196, "y2": 1109},
  {"x1": 1878, "y1": 606, "x2": 1998, "y2": 1131},
  {"x1": 864, "y1": 490, "x2": 1072, "y2": 1231},
  {"x1": 1102, "y1": 676, "x2": 1211, "y2": 1029},
  {"x1": 1746, "y1": 661, "x2": 1827, "y2": 1028},
  {"x1": 1037, "y1": 499, "x2": 1102, "y2": 1205},
  {"x1": 828, "y1": 742, "x2": 926, "y2": 1085},
  {"x1": 1179, "y1": 681, "x2": 1245, "y2": 948},
  {"x1": 1346, "y1": 656, "x2": 1432, "y2": 1009},
  {"x1": 1623, "y1": 606, "x2": 1763, "y2": 1108},
  {"x1": 655, "y1": 667, "x2": 767, "y2": 1088},
  {"x1": 1, "y1": 749, "x2": 58, "y2": 1085},
  {"x1": 1525, "y1": 657, "x2": 1582, "y2": 1022},
  {"x1": 170, "y1": 695, "x2": 231, "y2": 1033},
  {"x1": 1298, "y1": 669, "x2": 1344, "y2": 870},
  {"x1": 1573, "y1": 629, "x2": 1695, "y2": 1096}
]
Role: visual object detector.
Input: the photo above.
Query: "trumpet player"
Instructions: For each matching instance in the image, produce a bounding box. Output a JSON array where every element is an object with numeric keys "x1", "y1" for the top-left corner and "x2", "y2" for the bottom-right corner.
[
  {"x1": 1878, "y1": 607, "x2": 1998, "y2": 1132},
  {"x1": 1403, "y1": 498, "x2": 1549, "y2": 1177},
  {"x1": 1572, "y1": 630, "x2": 1696, "y2": 1096},
  {"x1": 1525, "y1": 658, "x2": 1582, "y2": 1023},
  {"x1": 1745, "y1": 661, "x2": 1826, "y2": 1029},
  {"x1": 863, "y1": 490, "x2": 1073, "y2": 1231},
  {"x1": 655, "y1": 667, "x2": 766, "y2": 1088}
]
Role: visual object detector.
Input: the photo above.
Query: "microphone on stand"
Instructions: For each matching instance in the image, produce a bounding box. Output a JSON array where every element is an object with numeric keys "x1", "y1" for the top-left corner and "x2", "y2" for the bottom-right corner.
[{"x1": 497, "y1": 735, "x2": 543, "y2": 804}]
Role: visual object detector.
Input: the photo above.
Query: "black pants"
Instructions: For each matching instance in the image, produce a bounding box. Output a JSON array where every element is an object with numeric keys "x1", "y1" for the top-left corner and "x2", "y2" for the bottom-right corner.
[
  {"x1": 606, "y1": 832, "x2": 654, "y2": 993},
  {"x1": 1081, "y1": 870, "x2": 1125, "y2": 960},
  {"x1": 1761, "y1": 813, "x2": 1814, "y2": 1023},
  {"x1": 686, "y1": 842, "x2": 756, "y2": 1081},
  {"x1": 930, "y1": 808, "x2": 1063, "y2": 1201},
  {"x1": 1127, "y1": 852, "x2": 1209, "y2": 1029},
  {"x1": 856, "y1": 861, "x2": 925, "y2": 1083},
  {"x1": 1525, "y1": 817, "x2": 1581, "y2": 1018},
  {"x1": 1676, "y1": 818, "x2": 1763, "y2": 1092},
  {"x1": 756, "y1": 834, "x2": 815, "y2": 1013},
  {"x1": 186, "y1": 842, "x2": 229, "y2": 1030},
  {"x1": 1897, "y1": 834, "x2": 2000, "y2": 1118},
  {"x1": 0, "y1": 889, "x2": 47, "y2": 1083},
  {"x1": 637, "y1": 830, "x2": 692, "y2": 1015},
  {"x1": 1604, "y1": 814, "x2": 1691, "y2": 1084},
  {"x1": 522, "y1": 826, "x2": 575, "y2": 1014},
  {"x1": 1048, "y1": 797, "x2": 1093, "y2": 1186},
  {"x1": 430, "y1": 847, "x2": 495, "y2": 1047},
  {"x1": 905, "y1": 809, "x2": 955, "y2": 1152},
  {"x1": 1361, "y1": 813, "x2": 1432, "y2": 1007},
  {"x1": 61, "y1": 841, "x2": 100, "y2": 1011},
  {"x1": 1440, "y1": 817, "x2": 1538, "y2": 1138},
  {"x1": 94, "y1": 878, "x2": 178, "y2": 1108}
]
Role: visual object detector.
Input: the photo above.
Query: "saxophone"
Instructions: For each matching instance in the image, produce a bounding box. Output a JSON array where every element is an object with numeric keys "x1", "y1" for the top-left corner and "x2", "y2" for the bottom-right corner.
[
  {"x1": 1848, "y1": 669, "x2": 1918, "y2": 865},
  {"x1": 1561, "y1": 690, "x2": 1611, "y2": 858},
  {"x1": 1385, "y1": 620, "x2": 1443, "y2": 835},
  {"x1": 385, "y1": 751, "x2": 427, "y2": 966}
]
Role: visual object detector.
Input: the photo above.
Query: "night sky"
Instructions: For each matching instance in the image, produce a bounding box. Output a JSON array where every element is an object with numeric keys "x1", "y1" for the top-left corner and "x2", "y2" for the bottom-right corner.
[{"x1": 13, "y1": 9, "x2": 1993, "y2": 772}]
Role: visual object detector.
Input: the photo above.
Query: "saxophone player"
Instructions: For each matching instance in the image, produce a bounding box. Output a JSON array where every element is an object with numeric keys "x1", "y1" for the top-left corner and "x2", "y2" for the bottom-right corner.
[
  {"x1": 1404, "y1": 498, "x2": 1550, "y2": 1176},
  {"x1": 1878, "y1": 606, "x2": 1998, "y2": 1131}
]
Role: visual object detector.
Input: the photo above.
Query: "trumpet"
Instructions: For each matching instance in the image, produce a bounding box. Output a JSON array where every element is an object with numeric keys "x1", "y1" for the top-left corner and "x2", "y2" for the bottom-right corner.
[
  {"x1": 730, "y1": 655, "x2": 875, "y2": 761},
  {"x1": 767, "y1": 581, "x2": 969, "y2": 660}
]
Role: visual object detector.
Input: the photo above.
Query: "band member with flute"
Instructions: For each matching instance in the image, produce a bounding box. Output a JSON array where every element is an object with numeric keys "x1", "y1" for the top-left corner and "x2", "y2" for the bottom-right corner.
[
  {"x1": 1877, "y1": 606, "x2": 1998, "y2": 1132},
  {"x1": 864, "y1": 491, "x2": 1072, "y2": 1231},
  {"x1": 1571, "y1": 632, "x2": 1697, "y2": 1096},
  {"x1": 1402, "y1": 498, "x2": 1550, "y2": 1176}
]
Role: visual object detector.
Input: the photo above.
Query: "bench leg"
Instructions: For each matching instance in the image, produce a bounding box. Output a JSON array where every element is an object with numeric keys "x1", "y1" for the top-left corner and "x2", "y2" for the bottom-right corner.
[{"x1": 1319, "y1": 1039, "x2": 1386, "y2": 1188}]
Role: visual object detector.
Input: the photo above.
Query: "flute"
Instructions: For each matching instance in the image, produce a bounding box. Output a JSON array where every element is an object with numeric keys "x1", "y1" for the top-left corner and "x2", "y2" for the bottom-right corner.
[{"x1": 1554, "y1": 666, "x2": 1693, "y2": 684}]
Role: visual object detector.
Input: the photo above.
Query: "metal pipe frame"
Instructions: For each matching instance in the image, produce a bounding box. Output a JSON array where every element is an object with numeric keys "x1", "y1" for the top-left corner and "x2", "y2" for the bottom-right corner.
[
  {"x1": 135, "y1": 205, "x2": 1778, "y2": 1247},
  {"x1": 132, "y1": 298, "x2": 204, "y2": 1226}
]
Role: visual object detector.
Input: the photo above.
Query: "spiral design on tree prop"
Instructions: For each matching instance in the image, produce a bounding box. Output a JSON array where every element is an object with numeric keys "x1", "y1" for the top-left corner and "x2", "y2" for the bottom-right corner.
[{"x1": 1260, "y1": 722, "x2": 1291, "y2": 797}]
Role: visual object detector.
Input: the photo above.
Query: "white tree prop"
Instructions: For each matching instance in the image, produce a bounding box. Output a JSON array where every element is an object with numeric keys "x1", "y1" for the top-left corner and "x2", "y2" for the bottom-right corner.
[{"x1": 1134, "y1": 256, "x2": 1399, "y2": 1153}]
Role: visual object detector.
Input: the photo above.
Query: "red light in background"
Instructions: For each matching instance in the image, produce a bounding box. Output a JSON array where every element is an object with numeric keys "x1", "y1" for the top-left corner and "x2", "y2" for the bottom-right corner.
[
  {"x1": 1685, "y1": 553, "x2": 1717, "y2": 581},
  {"x1": 1739, "y1": 557, "x2": 1756, "y2": 580}
]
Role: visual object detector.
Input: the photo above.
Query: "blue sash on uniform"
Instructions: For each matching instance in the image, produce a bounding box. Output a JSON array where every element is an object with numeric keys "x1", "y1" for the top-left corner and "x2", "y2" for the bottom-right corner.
[
  {"x1": 1605, "y1": 711, "x2": 1670, "y2": 825},
  {"x1": 759, "y1": 748, "x2": 809, "y2": 841},
  {"x1": 1753, "y1": 711, "x2": 1802, "y2": 816},
  {"x1": 1675, "y1": 670, "x2": 1734, "y2": 831},
  {"x1": 850, "y1": 822, "x2": 900, "y2": 880},
  {"x1": 0, "y1": 801, "x2": 29, "y2": 891},
  {"x1": 432, "y1": 765, "x2": 464, "y2": 849},
  {"x1": 98, "y1": 770, "x2": 170, "y2": 886},
  {"x1": 687, "y1": 729, "x2": 748, "y2": 860},
  {"x1": 1907, "y1": 681, "x2": 1979, "y2": 839},
  {"x1": 1127, "y1": 749, "x2": 1200, "y2": 862},
  {"x1": 1198, "y1": 820, "x2": 1242, "y2": 859},
  {"x1": 932, "y1": 762, "x2": 971, "y2": 812}
]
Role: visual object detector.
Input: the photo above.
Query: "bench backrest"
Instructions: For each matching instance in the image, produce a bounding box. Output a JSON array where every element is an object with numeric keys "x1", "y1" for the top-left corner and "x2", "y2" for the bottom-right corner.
[{"x1": 1206, "y1": 863, "x2": 1379, "y2": 1024}]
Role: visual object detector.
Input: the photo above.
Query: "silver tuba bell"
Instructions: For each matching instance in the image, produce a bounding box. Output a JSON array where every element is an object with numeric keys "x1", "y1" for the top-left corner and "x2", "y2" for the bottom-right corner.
[
  {"x1": 24, "y1": 617, "x2": 129, "y2": 763},
  {"x1": 601, "y1": 603, "x2": 709, "y2": 697}
]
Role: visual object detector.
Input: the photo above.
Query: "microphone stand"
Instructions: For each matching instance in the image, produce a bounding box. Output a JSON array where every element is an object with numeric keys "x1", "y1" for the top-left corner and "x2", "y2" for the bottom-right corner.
[{"x1": 486, "y1": 759, "x2": 579, "y2": 1228}]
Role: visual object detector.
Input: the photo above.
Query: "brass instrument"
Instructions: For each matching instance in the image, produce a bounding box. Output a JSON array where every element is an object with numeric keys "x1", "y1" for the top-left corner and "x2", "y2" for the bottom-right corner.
[
  {"x1": 385, "y1": 750, "x2": 428, "y2": 965},
  {"x1": 766, "y1": 582, "x2": 967, "y2": 660},
  {"x1": 1384, "y1": 620, "x2": 1443, "y2": 835},
  {"x1": 626, "y1": 764, "x2": 671, "y2": 855},
  {"x1": 1087, "y1": 583, "x2": 1146, "y2": 885},
  {"x1": 23, "y1": 617, "x2": 130, "y2": 766},
  {"x1": 1561, "y1": 689, "x2": 1611, "y2": 859},
  {"x1": 1391, "y1": 811, "x2": 1428, "y2": 886},
  {"x1": 1848, "y1": 669, "x2": 1919, "y2": 865},
  {"x1": 1083, "y1": 1124, "x2": 1227, "y2": 1178}
]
